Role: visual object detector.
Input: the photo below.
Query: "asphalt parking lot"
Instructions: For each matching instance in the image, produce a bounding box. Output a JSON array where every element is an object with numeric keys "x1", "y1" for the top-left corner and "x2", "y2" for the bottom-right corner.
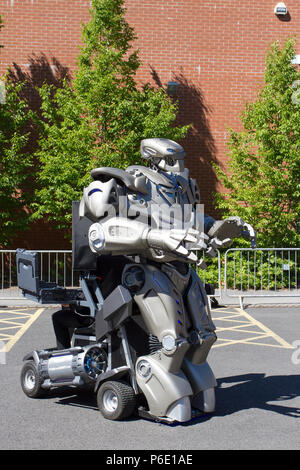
[{"x1": 0, "y1": 304, "x2": 299, "y2": 450}]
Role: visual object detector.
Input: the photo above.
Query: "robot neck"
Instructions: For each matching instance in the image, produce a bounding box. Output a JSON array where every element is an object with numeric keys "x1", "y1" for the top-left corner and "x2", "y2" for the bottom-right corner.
[{"x1": 151, "y1": 163, "x2": 189, "y2": 180}]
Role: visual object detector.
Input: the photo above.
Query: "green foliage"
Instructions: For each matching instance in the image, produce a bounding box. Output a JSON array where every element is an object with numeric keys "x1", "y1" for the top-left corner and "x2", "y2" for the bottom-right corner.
[
  {"x1": 0, "y1": 16, "x2": 35, "y2": 246},
  {"x1": 197, "y1": 255, "x2": 220, "y2": 287},
  {"x1": 197, "y1": 249, "x2": 299, "y2": 291},
  {"x1": 32, "y1": 83, "x2": 96, "y2": 228},
  {"x1": 214, "y1": 38, "x2": 300, "y2": 248},
  {"x1": 224, "y1": 250, "x2": 298, "y2": 291},
  {"x1": 0, "y1": 83, "x2": 36, "y2": 246},
  {"x1": 33, "y1": 0, "x2": 190, "y2": 231}
]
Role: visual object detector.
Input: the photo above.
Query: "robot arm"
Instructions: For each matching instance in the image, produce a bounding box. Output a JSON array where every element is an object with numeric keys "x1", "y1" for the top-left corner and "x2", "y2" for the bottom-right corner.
[
  {"x1": 146, "y1": 227, "x2": 208, "y2": 262},
  {"x1": 88, "y1": 218, "x2": 209, "y2": 263},
  {"x1": 88, "y1": 217, "x2": 149, "y2": 255},
  {"x1": 82, "y1": 174, "x2": 207, "y2": 262}
]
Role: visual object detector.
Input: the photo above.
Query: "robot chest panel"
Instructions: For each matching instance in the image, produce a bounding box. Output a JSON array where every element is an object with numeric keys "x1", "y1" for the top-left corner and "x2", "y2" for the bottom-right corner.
[
  {"x1": 126, "y1": 182, "x2": 194, "y2": 229},
  {"x1": 153, "y1": 180, "x2": 190, "y2": 206}
]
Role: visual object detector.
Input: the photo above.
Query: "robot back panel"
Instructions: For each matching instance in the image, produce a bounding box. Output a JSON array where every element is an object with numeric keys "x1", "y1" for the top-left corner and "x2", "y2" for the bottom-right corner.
[{"x1": 72, "y1": 201, "x2": 98, "y2": 271}]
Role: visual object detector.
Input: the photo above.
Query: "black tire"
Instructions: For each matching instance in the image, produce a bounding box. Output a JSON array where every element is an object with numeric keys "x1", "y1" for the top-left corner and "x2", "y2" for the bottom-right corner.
[
  {"x1": 20, "y1": 361, "x2": 47, "y2": 398},
  {"x1": 97, "y1": 380, "x2": 137, "y2": 421}
]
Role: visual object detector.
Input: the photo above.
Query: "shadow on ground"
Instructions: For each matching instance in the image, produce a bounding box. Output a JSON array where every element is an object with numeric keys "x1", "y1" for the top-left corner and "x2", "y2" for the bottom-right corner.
[
  {"x1": 45, "y1": 372, "x2": 300, "y2": 426},
  {"x1": 215, "y1": 373, "x2": 300, "y2": 418}
]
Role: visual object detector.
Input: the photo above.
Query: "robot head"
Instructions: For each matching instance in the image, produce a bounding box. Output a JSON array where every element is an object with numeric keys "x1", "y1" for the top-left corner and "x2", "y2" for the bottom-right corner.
[{"x1": 140, "y1": 138, "x2": 185, "y2": 173}]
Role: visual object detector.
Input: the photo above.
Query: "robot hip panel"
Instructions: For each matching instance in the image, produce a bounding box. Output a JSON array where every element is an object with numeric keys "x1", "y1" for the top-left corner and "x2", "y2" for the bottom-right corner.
[
  {"x1": 130, "y1": 264, "x2": 191, "y2": 341},
  {"x1": 161, "y1": 262, "x2": 191, "y2": 295}
]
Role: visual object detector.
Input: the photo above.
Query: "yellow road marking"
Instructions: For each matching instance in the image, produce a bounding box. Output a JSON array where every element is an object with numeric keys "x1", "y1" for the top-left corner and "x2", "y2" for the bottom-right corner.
[
  {"x1": 0, "y1": 319, "x2": 31, "y2": 327},
  {"x1": 212, "y1": 306, "x2": 293, "y2": 349},
  {"x1": 0, "y1": 308, "x2": 44, "y2": 353},
  {"x1": 212, "y1": 313, "x2": 249, "y2": 320},
  {"x1": 216, "y1": 326, "x2": 266, "y2": 334},
  {"x1": 0, "y1": 306, "x2": 293, "y2": 352},
  {"x1": 214, "y1": 317, "x2": 252, "y2": 323},
  {"x1": 0, "y1": 326, "x2": 23, "y2": 331},
  {"x1": 213, "y1": 334, "x2": 289, "y2": 349},
  {"x1": 0, "y1": 309, "x2": 32, "y2": 316},
  {"x1": 236, "y1": 307, "x2": 293, "y2": 349},
  {"x1": 0, "y1": 333, "x2": 15, "y2": 339},
  {"x1": 0, "y1": 315, "x2": 32, "y2": 321}
]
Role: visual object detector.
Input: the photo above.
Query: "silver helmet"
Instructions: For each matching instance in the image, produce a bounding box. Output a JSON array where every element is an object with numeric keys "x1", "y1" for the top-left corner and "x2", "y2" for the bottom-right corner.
[{"x1": 140, "y1": 138, "x2": 185, "y2": 173}]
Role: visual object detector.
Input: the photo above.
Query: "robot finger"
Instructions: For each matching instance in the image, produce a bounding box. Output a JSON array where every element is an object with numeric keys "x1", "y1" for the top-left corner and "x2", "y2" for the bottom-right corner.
[
  {"x1": 165, "y1": 237, "x2": 181, "y2": 251},
  {"x1": 183, "y1": 233, "x2": 198, "y2": 243},
  {"x1": 186, "y1": 251, "x2": 198, "y2": 262},
  {"x1": 210, "y1": 237, "x2": 232, "y2": 249},
  {"x1": 170, "y1": 229, "x2": 187, "y2": 242},
  {"x1": 194, "y1": 239, "x2": 208, "y2": 250},
  {"x1": 176, "y1": 245, "x2": 190, "y2": 257},
  {"x1": 186, "y1": 228, "x2": 200, "y2": 238},
  {"x1": 243, "y1": 223, "x2": 256, "y2": 238}
]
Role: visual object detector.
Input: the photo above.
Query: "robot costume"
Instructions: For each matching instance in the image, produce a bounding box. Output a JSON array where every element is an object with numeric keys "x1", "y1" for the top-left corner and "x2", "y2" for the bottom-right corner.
[{"x1": 18, "y1": 138, "x2": 256, "y2": 424}]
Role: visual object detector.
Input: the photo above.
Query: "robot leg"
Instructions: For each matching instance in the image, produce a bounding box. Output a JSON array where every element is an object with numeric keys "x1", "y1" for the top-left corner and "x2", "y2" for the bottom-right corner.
[
  {"x1": 182, "y1": 269, "x2": 217, "y2": 412},
  {"x1": 122, "y1": 263, "x2": 193, "y2": 423}
]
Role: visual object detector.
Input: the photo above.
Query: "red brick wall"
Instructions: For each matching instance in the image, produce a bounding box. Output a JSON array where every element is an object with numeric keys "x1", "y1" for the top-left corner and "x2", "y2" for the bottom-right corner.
[
  {"x1": 0, "y1": 0, "x2": 299, "y2": 248},
  {"x1": 125, "y1": 0, "x2": 300, "y2": 210}
]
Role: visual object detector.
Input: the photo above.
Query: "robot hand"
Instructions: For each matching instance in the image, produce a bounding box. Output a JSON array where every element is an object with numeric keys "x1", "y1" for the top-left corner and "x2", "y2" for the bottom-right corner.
[
  {"x1": 207, "y1": 216, "x2": 257, "y2": 248},
  {"x1": 193, "y1": 236, "x2": 234, "y2": 270},
  {"x1": 147, "y1": 227, "x2": 209, "y2": 262}
]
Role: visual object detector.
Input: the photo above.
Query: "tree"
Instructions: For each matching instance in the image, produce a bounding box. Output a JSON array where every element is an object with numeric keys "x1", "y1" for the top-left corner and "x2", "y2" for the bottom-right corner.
[
  {"x1": 33, "y1": 0, "x2": 190, "y2": 231},
  {"x1": 0, "y1": 17, "x2": 35, "y2": 246},
  {"x1": 214, "y1": 38, "x2": 300, "y2": 248}
]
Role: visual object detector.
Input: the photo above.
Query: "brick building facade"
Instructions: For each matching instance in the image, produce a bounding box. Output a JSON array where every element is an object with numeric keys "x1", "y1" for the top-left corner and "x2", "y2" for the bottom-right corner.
[{"x1": 0, "y1": 0, "x2": 299, "y2": 248}]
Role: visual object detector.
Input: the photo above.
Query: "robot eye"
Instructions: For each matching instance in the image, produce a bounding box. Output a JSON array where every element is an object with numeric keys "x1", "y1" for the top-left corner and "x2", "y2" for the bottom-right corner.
[{"x1": 166, "y1": 157, "x2": 176, "y2": 166}]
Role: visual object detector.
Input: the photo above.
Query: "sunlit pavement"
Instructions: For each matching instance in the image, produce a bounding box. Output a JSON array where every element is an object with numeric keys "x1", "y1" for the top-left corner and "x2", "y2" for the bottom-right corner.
[
  {"x1": 212, "y1": 306, "x2": 293, "y2": 350},
  {"x1": 0, "y1": 305, "x2": 299, "y2": 450}
]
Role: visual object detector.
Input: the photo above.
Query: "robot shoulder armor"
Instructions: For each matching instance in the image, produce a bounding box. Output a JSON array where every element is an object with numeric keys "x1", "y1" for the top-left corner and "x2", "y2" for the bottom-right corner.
[
  {"x1": 81, "y1": 177, "x2": 119, "y2": 220},
  {"x1": 91, "y1": 167, "x2": 148, "y2": 195}
]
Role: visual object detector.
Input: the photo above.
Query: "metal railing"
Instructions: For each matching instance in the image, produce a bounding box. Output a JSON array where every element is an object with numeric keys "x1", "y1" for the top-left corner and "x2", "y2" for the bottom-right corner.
[
  {"x1": 224, "y1": 248, "x2": 300, "y2": 308},
  {"x1": 1, "y1": 248, "x2": 299, "y2": 307},
  {"x1": 1, "y1": 248, "x2": 223, "y2": 302},
  {"x1": 0, "y1": 250, "x2": 78, "y2": 299},
  {"x1": 197, "y1": 249, "x2": 222, "y2": 309}
]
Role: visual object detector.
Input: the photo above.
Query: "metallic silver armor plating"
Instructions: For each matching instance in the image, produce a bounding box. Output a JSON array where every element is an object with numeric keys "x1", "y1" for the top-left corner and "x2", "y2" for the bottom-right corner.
[{"x1": 78, "y1": 138, "x2": 255, "y2": 422}]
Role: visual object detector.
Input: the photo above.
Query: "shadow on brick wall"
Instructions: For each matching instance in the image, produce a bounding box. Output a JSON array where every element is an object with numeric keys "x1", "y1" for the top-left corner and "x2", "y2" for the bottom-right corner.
[
  {"x1": 7, "y1": 53, "x2": 71, "y2": 114},
  {"x1": 150, "y1": 66, "x2": 220, "y2": 218}
]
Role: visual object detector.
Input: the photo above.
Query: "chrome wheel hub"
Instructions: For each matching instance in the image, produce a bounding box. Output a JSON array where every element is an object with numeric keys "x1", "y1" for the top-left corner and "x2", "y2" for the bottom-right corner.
[
  {"x1": 24, "y1": 369, "x2": 36, "y2": 391},
  {"x1": 103, "y1": 390, "x2": 119, "y2": 412}
]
